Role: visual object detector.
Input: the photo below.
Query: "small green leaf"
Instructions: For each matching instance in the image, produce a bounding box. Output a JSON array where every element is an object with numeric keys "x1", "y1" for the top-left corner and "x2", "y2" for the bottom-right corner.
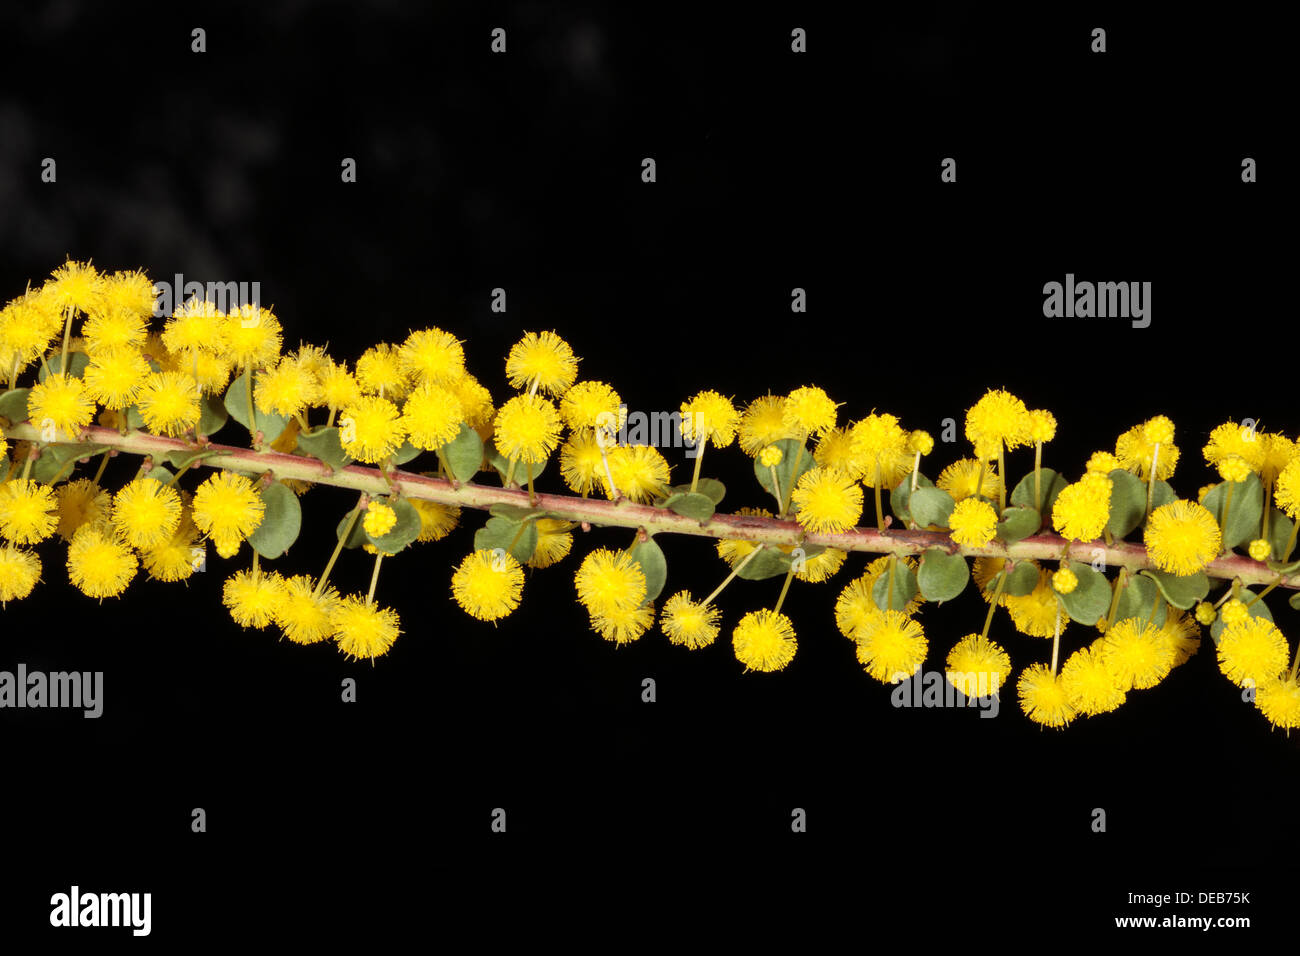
[
  {"x1": 31, "y1": 443, "x2": 108, "y2": 484},
  {"x1": 197, "y1": 393, "x2": 228, "y2": 438},
  {"x1": 735, "y1": 547, "x2": 794, "y2": 581},
  {"x1": 1141, "y1": 569, "x2": 1209, "y2": 610},
  {"x1": 909, "y1": 486, "x2": 955, "y2": 530},
  {"x1": 124, "y1": 405, "x2": 145, "y2": 430},
  {"x1": 1201, "y1": 473, "x2": 1264, "y2": 551},
  {"x1": 1105, "y1": 468, "x2": 1147, "y2": 539},
  {"x1": 626, "y1": 537, "x2": 667, "y2": 604},
  {"x1": 365, "y1": 497, "x2": 422, "y2": 554},
  {"x1": 688, "y1": 478, "x2": 726, "y2": 506},
  {"x1": 165, "y1": 448, "x2": 221, "y2": 471},
  {"x1": 1010, "y1": 467, "x2": 1068, "y2": 516},
  {"x1": 917, "y1": 548, "x2": 970, "y2": 603},
  {"x1": 663, "y1": 492, "x2": 715, "y2": 523},
  {"x1": 753, "y1": 437, "x2": 814, "y2": 510},
  {"x1": 1265, "y1": 509, "x2": 1295, "y2": 565},
  {"x1": 474, "y1": 515, "x2": 538, "y2": 563},
  {"x1": 224, "y1": 370, "x2": 288, "y2": 444},
  {"x1": 890, "y1": 472, "x2": 933, "y2": 525},
  {"x1": 0, "y1": 388, "x2": 31, "y2": 423},
  {"x1": 1058, "y1": 562, "x2": 1110, "y2": 625},
  {"x1": 1001, "y1": 560, "x2": 1041, "y2": 597},
  {"x1": 1114, "y1": 572, "x2": 1167, "y2": 629},
  {"x1": 484, "y1": 438, "x2": 548, "y2": 486},
  {"x1": 1267, "y1": 556, "x2": 1300, "y2": 575},
  {"x1": 1144, "y1": 479, "x2": 1176, "y2": 519},
  {"x1": 489, "y1": 503, "x2": 549, "y2": 523},
  {"x1": 296, "y1": 426, "x2": 354, "y2": 472},
  {"x1": 38, "y1": 352, "x2": 90, "y2": 382},
  {"x1": 247, "y1": 481, "x2": 302, "y2": 559},
  {"x1": 440, "y1": 423, "x2": 484, "y2": 483},
  {"x1": 141, "y1": 464, "x2": 175, "y2": 486},
  {"x1": 996, "y1": 506, "x2": 1041, "y2": 545},
  {"x1": 391, "y1": 439, "x2": 422, "y2": 466},
  {"x1": 871, "y1": 557, "x2": 919, "y2": 611},
  {"x1": 1290, "y1": 592, "x2": 1300, "y2": 612}
]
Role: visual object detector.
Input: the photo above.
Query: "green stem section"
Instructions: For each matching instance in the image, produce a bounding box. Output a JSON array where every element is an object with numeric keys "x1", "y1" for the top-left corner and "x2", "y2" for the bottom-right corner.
[
  {"x1": 779, "y1": 444, "x2": 805, "y2": 517},
  {"x1": 980, "y1": 569, "x2": 1008, "y2": 641},
  {"x1": 1284, "y1": 517, "x2": 1300, "y2": 564},
  {"x1": 1144, "y1": 444, "x2": 1160, "y2": 517},
  {"x1": 997, "y1": 441, "x2": 1007, "y2": 515},
  {"x1": 1104, "y1": 566, "x2": 1129, "y2": 630},
  {"x1": 367, "y1": 552, "x2": 384, "y2": 606},
  {"x1": 689, "y1": 436, "x2": 706, "y2": 495},
  {"x1": 1244, "y1": 575, "x2": 1283, "y2": 608},
  {"x1": 873, "y1": 459, "x2": 884, "y2": 532},
  {"x1": 244, "y1": 363, "x2": 258, "y2": 448},
  {"x1": 1050, "y1": 599, "x2": 1062, "y2": 674},
  {"x1": 773, "y1": 563, "x2": 796, "y2": 615},
  {"x1": 1033, "y1": 442, "x2": 1042, "y2": 513},
  {"x1": 702, "y1": 545, "x2": 763, "y2": 607},
  {"x1": 6, "y1": 422, "x2": 1300, "y2": 594},
  {"x1": 315, "y1": 499, "x2": 363, "y2": 598},
  {"x1": 1218, "y1": 481, "x2": 1235, "y2": 554}
]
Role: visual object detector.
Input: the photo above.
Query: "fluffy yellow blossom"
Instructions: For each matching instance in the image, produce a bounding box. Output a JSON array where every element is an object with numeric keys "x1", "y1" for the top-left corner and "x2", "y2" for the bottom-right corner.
[
  {"x1": 733, "y1": 608, "x2": 798, "y2": 672},
  {"x1": 949, "y1": 497, "x2": 997, "y2": 547},
  {"x1": 506, "y1": 330, "x2": 578, "y2": 396},
  {"x1": 661, "y1": 591, "x2": 720, "y2": 649},
  {"x1": 1144, "y1": 500, "x2": 1221, "y2": 576},
  {"x1": 857, "y1": 610, "x2": 926, "y2": 682},
  {"x1": 1017, "y1": 663, "x2": 1075, "y2": 728},
  {"x1": 945, "y1": 634, "x2": 1011, "y2": 698},
  {"x1": 791, "y1": 467, "x2": 863, "y2": 533}
]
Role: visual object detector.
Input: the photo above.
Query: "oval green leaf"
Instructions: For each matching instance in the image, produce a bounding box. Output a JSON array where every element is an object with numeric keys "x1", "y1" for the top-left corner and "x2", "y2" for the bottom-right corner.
[
  {"x1": 909, "y1": 486, "x2": 955, "y2": 530},
  {"x1": 626, "y1": 537, "x2": 667, "y2": 605},
  {"x1": 247, "y1": 481, "x2": 302, "y2": 559},
  {"x1": 917, "y1": 547, "x2": 969, "y2": 603},
  {"x1": 441, "y1": 423, "x2": 484, "y2": 483}
]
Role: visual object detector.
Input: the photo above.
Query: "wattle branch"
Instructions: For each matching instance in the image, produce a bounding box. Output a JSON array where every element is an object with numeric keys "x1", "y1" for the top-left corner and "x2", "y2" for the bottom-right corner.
[{"x1": 9, "y1": 422, "x2": 1298, "y2": 593}]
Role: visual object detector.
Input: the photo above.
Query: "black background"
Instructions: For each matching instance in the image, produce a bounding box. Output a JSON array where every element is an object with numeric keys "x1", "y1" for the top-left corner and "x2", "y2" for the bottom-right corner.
[{"x1": 0, "y1": 0, "x2": 1294, "y2": 943}]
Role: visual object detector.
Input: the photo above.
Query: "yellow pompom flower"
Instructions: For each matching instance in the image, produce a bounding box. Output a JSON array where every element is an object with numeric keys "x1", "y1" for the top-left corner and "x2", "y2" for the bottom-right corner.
[
  {"x1": 948, "y1": 497, "x2": 997, "y2": 547},
  {"x1": 0, "y1": 479, "x2": 58, "y2": 545},
  {"x1": 140, "y1": 519, "x2": 202, "y2": 583},
  {"x1": 1275, "y1": 458, "x2": 1300, "y2": 520},
  {"x1": 451, "y1": 549, "x2": 525, "y2": 621},
  {"x1": 506, "y1": 330, "x2": 579, "y2": 396},
  {"x1": 1202, "y1": 421, "x2": 1265, "y2": 474},
  {"x1": 575, "y1": 547, "x2": 646, "y2": 617},
  {"x1": 1028, "y1": 409, "x2": 1057, "y2": 444},
  {"x1": 1217, "y1": 454, "x2": 1252, "y2": 484},
  {"x1": 832, "y1": 556, "x2": 921, "y2": 636},
  {"x1": 661, "y1": 591, "x2": 721, "y2": 649},
  {"x1": 856, "y1": 610, "x2": 927, "y2": 682},
  {"x1": 27, "y1": 374, "x2": 95, "y2": 437},
  {"x1": 274, "y1": 574, "x2": 340, "y2": 644},
  {"x1": 223, "y1": 304, "x2": 283, "y2": 369},
  {"x1": 1003, "y1": 569, "x2": 1062, "y2": 638},
  {"x1": 1017, "y1": 663, "x2": 1075, "y2": 728},
  {"x1": 908, "y1": 429, "x2": 934, "y2": 456},
  {"x1": 1051, "y1": 472, "x2": 1112, "y2": 542},
  {"x1": 1086, "y1": 450, "x2": 1123, "y2": 475},
  {"x1": 411, "y1": 499, "x2": 460, "y2": 542},
  {"x1": 850, "y1": 412, "x2": 909, "y2": 471},
  {"x1": 1144, "y1": 500, "x2": 1221, "y2": 575},
  {"x1": 111, "y1": 477, "x2": 182, "y2": 549},
  {"x1": 82, "y1": 346, "x2": 149, "y2": 409},
  {"x1": 0, "y1": 545, "x2": 41, "y2": 605},
  {"x1": 1258, "y1": 432, "x2": 1298, "y2": 487},
  {"x1": 1220, "y1": 599, "x2": 1248, "y2": 626},
  {"x1": 1254, "y1": 676, "x2": 1300, "y2": 731},
  {"x1": 332, "y1": 595, "x2": 403, "y2": 661},
  {"x1": 1052, "y1": 567, "x2": 1078, "y2": 594},
  {"x1": 191, "y1": 472, "x2": 265, "y2": 550},
  {"x1": 758, "y1": 445, "x2": 783, "y2": 468},
  {"x1": 782, "y1": 385, "x2": 838, "y2": 437},
  {"x1": 162, "y1": 299, "x2": 226, "y2": 355},
  {"x1": 972, "y1": 557, "x2": 1007, "y2": 604},
  {"x1": 945, "y1": 634, "x2": 1012, "y2": 698},
  {"x1": 559, "y1": 430, "x2": 605, "y2": 495},
  {"x1": 356, "y1": 343, "x2": 411, "y2": 399},
  {"x1": 733, "y1": 608, "x2": 798, "y2": 672},
  {"x1": 1216, "y1": 617, "x2": 1288, "y2": 687},
  {"x1": 447, "y1": 372, "x2": 495, "y2": 429},
  {"x1": 1194, "y1": 601, "x2": 1217, "y2": 626},
  {"x1": 791, "y1": 467, "x2": 863, "y2": 533},
  {"x1": 402, "y1": 381, "x2": 463, "y2": 450},
  {"x1": 738, "y1": 394, "x2": 797, "y2": 456},
  {"x1": 1116, "y1": 422, "x2": 1179, "y2": 480},
  {"x1": 1157, "y1": 609, "x2": 1201, "y2": 668},
  {"x1": 1247, "y1": 538, "x2": 1271, "y2": 562},
  {"x1": 559, "y1": 381, "x2": 623, "y2": 433},
  {"x1": 363, "y1": 501, "x2": 397, "y2": 538},
  {"x1": 339, "y1": 395, "x2": 407, "y2": 463},
  {"x1": 317, "y1": 360, "x2": 363, "y2": 411},
  {"x1": 936, "y1": 458, "x2": 1002, "y2": 503},
  {"x1": 965, "y1": 389, "x2": 1032, "y2": 458},
  {"x1": 42, "y1": 258, "x2": 104, "y2": 315},
  {"x1": 135, "y1": 370, "x2": 201, "y2": 436},
  {"x1": 222, "y1": 569, "x2": 287, "y2": 629},
  {"x1": 680, "y1": 390, "x2": 740, "y2": 448},
  {"x1": 255, "y1": 356, "x2": 320, "y2": 418},
  {"x1": 813, "y1": 426, "x2": 868, "y2": 480},
  {"x1": 493, "y1": 394, "x2": 562, "y2": 465},
  {"x1": 1060, "y1": 646, "x2": 1126, "y2": 716},
  {"x1": 55, "y1": 479, "x2": 110, "y2": 542},
  {"x1": 794, "y1": 546, "x2": 846, "y2": 583},
  {"x1": 589, "y1": 601, "x2": 655, "y2": 645},
  {"x1": 399, "y1": 327, "x2": 465, "y2": 385},
  {"x1": 67, "y1": 525, "x2": 137, "y2": 599},
  {"x1": 603, "y1": 443, "x2": 671, "y2": 502},
  {"x1": 526, "y1": 517, "x2": 573, "y2": 569},
  {"x1": 1101, "y1": 617, "x2": 1176, "y2": 690}
]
